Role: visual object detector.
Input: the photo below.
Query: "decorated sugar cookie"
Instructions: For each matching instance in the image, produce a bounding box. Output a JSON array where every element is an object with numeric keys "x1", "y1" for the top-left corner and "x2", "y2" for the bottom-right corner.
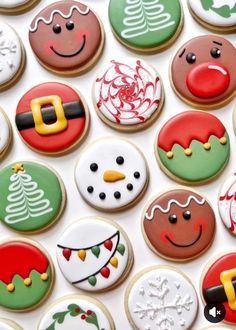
[
  {"x1": 0, "y1": 161, "x2": 65, "y2": 233},
  {"x1": 142, "y1": 189, "x2": 216, "y2": 261},
  {"x1": 0, "y1": 319, "x2": 22, "y2": 330},
  {"x1": 188, "y1": 0, "x2": 236, "y2": 33},
  {"x1": 200, "y1": 327, "x2": 234, "y2": 330},
  {"x1": 15, "y1": 82, "x2": 89, "y2": 155},
  {"x1": 155, "y1": 111, "x2": 230, "y2": 184},
  {"x1": 108, "y1": 0, "x2": 183, "y2": 53},
  {"x1": 29, "y1": 0, "x2": 104, "y2": 76},
  {"x1": 171, "y1": 35, "x2": 236, "y2": 109},
  {"x1": 93, "y1": 58, "x2": 164, "y2": 132},
  {"x1": 0, "y1": 0, "x2": 39, "y2": 14},
  {"x1": 57, "y1": 217, "x2": 133, "y2": 291},
  {"x1": 38, "y1": 295, "x2": 115, "y2": 330},
  {"x1": 125, "y1": 266, "x2": 198, "y2": 330},
  {"x1": 0, "y1": 107, "x2": 12, "y2": 160},
  {"x1": 218, "y1": 173, "x2": 236, "y2": 236},
  {"x1": 0, "y1": 238, "x2": 54, "y2": 311},
  {"x1": 75, "y1": 137, "x2": 148, "y2": 211},
  {"x1": 201, "y1": 252, "x2": 236, "y2": 324},
  {"x1": 0, "y1": 22, "x2": 25, "y2": 91}
]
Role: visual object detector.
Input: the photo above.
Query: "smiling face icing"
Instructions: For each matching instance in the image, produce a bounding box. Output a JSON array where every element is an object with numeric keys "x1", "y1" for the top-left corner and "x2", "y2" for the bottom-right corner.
[
  {"x1": 171, "y1": 35, "x2": 236, "y2": 106},
  {"x1": 75, "y1": 138, "x2": 148, "y2": 210},
  {"x1": 143, "y1": 189, "x2": 215, "y2": 260},
  {"x1": 29, "y1": 0, "x2": 102, "y2": 72}
]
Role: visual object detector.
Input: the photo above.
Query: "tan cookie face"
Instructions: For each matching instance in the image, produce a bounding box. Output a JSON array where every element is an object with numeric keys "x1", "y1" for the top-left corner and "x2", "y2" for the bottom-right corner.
[
  {"x1": 143, "y1": 189, "x2": 215, "y2": 260},
  {"x1": 171, "y1": 35, "x2": 236, "y2": 107}
]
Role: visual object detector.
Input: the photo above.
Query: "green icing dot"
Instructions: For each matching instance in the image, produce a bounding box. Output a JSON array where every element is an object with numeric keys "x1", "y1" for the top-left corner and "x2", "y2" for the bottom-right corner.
[
  {"x1": 109, "y1": 0, "x2": 182, "y2": 49},
  {"x1": 88, "y1": 276, "x2": 97, "y2": 287},
  {"x1": 158, "y1": 134, "x2": 230, "y2": 182}
]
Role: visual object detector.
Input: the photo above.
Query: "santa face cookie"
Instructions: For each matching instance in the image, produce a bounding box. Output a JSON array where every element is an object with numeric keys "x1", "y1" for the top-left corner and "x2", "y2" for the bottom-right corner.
[
  {"x1": 0, "y1": 108, "x2": 12, "y2": 160},
  {"x1": 201, "y1": 252, "x2": 236, "y2": 324},
  {"x1": 15, "y1": 82, "x2": 89, "y2": 155},
  {"x1": 57, "y1": 217, "x2": 133, "y2": 292},
  {"x1": 0, "y1": 161, "x2": 65, "y2": 233},
  {"x1": 38, "y1": 295, "x2": 115, "y2": 330},
  {"x1": 125, "y1": 266, "x2": 198, "y2": 330},
  {"x1": 218, "y1": 173, "x2": 236, "y2": 236},
  {"x1": 0, "y1": 238, "x2": 54, "y2": 311},
  {"x1": 108, "y1": 0, "x2": 183, "y2": 53},
  {"x1": 188, "y1": 0, "x2": 236, "y2": 33},
  {"x1": 75, "y1": 137, "x2": 148, "y2": 211},
  {"x1": 0, "y1": 22, "x2": 25, "y2": 91},
  {"x1": 0, "y1": 319, "x2": 22, "y2": 330},
  {"x1": 156, "y1": 111, "x2": 230, "y2": 184},
  {"x1": 29, "y1": 0, "x2": 104, "y2": 76},
  {"x1": 171, "y1": 35, "x2": 236, "y2": 109},
  {"x1": 143, "y1": 189, "x2": 216, "y2": 261},
  {"x1": 93, "y1": 58, "x2": 164, "y2": 132}
]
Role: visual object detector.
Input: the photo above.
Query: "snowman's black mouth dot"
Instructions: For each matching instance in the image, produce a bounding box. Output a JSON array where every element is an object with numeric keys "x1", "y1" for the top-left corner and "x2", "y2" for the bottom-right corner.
[
  {"x1": 87, "y1": 186, "x2": 94, "y2": 193},
  {"x1": 127, "y1": 183, "x2": 133, "y2": 191},
  {"x1": 99, "y1": 192, "x2": 106, "y2": 200},
  {"x1": 134, "y1": 171, "x2": 140, "y2": 179},
  {"x1": 114, "y1": 191, "x2": 121, "y2": 199}
]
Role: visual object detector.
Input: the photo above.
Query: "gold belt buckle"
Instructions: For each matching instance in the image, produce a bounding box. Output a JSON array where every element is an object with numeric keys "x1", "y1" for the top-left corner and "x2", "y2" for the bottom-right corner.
[
  {"x1": 220, "y1": 268, "x2": 236, "y2": 310},
  {"x1": 30, "y1": 95, "x2": 67, "y2": 135}
]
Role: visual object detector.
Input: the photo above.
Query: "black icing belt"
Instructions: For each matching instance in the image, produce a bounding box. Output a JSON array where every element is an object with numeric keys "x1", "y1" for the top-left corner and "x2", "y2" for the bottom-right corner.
[
  {"x1": 203, "y1": 281, "x2": 236, "y2": 304},
  {"x1": 15, "y1": 101, "x2": 85, "y2": 131}
]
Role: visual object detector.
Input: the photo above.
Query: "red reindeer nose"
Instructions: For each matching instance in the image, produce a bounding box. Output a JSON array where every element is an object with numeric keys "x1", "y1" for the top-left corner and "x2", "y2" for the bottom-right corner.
[{"x1": 186, "y1": 62, "x2": 230, "y2": 98}]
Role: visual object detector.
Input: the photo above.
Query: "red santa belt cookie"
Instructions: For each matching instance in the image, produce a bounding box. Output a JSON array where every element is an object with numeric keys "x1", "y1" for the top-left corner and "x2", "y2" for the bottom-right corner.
[
  {"x1": 202, "y1": 252, "x2": 236, "y2": 324},
  {"x1": 171, "y1": 35, "x2": 236, "y2": 109},
  {"x1": 15, "y1": 82, "x2": 89, "y2": 154}
]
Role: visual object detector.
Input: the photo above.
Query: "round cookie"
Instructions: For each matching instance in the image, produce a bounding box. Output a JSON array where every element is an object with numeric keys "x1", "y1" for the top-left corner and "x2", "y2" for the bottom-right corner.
[
  {"x1": 75, "y1": 137, "x2": 149, "y2": 212},
  {"x1": 38, "y1": 294, "x2": 115, "y2": 330},
  {"x1": 0, "y1": 22, "x2": 25, "y2": 91},
  {"x1": 0, "y1": 0, "x2": 39, "y2": 14},
  {"x1": 218, "y1": 172, "x2": 236, "y2": 236},
  {"x1": 15, "y1": 82, "x2": 89, "y2": 155},
  {"x1": 201, "y1": 252, "x2": 236, "y2": 324},
  {"x1": 188, "y1": 0, "x2": 236, "y2": 33},
  {"x1": 108, "y1": 0, "x2": 183, "y2": 53},
  {"x1": 57, "y1": 217, "x2": 133, "y2": 292},
  {"x1": 29, "y1": 0, "x2": 104, "y2": 76},
  {"x1": 0, "y1": 238, "x2": 54, "y2": 311},
  {"x1": 155, "y1": 111, "x2": 230, "y2": 184},
  {"x1": 0, "y1": 161, "x2": 66, "y2": 233},
  {"x1": 93, "y1": 58, "x2": 164, "y2": 132},
  {"x1": 170, "y1": 35, "x2": 236, "y2": 109},
  {"x1": 125, "y1": 266, "x2": 198, "y2": 330},
  {"x1": 142, "y1": 189, "x2": 216, "y2": 261},
  {"x1": 0, "y1": 319, "x2": 22, "y2": 330},
  {"x1": 0, "y1": 107, "x2": 12, "y2": 160}
]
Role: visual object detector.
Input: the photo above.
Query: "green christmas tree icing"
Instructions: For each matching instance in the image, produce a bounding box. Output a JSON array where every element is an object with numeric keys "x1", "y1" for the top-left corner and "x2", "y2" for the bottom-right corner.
[{"x1": 200, "y1": 0, "x2": 236, "y2": 18}]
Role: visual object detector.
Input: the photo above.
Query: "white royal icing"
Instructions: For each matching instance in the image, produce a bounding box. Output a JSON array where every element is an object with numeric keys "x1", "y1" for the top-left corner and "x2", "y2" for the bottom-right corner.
[
  {"x1": 0, "y1": 110, "x2": 10, "y2": 155},
  {"x1": 56, "y1": 218, "x2": 129, "y2": 291},
  {"x1": 38, "y1": 297, "x2": 112, "y2": 330},
  {"x1": 127, "y1": 268, "x2": 198, "y2": 330},
  {"x1": 189, "y1": 0, "x2": 236, "y2": 27},
  {"x1": 0, "y1": 321, "x2": 18, "y2": 330},
  {"x1": 94, "y1": 58, "x2": 162, "y2": 126},
  {"x1": 0, "y1": 0, "x2": 29, "y2": 8},
  {"x1": 0, "y1": 22, "x2": 22, "y2": 85},
  {"x1": 75, "y1": 138, "x2": 148, "y2": 210},
  {"x1": 218, "y1": 172, "x2": 236, "y2": 235},
  {"x1": 121, "y1": 0, "x2": 175, "y2": 39}
]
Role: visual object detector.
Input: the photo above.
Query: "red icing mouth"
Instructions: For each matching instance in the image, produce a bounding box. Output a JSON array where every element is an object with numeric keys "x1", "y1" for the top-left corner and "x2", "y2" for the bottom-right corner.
[{"x1": 186, "y1": 62, "x2": 230, "y2": 98}]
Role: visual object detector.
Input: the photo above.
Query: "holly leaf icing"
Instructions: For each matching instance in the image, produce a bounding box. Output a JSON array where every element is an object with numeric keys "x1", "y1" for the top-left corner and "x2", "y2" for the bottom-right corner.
[
  {"x1": 200, "y1": 0, "x2": 214, "y2": 10},
  {"x1": 52, "y1": 311, "x2": 68, "y2": 324},
  {"x1": 46, "y1": 324, "x2": 56, "y2": 330},
  {"x1": 212, "y1": 5, "x2": 232, "y2": 17},
  {"x1": 85, "y1": 312, "x2": 100, "y2": 330}
]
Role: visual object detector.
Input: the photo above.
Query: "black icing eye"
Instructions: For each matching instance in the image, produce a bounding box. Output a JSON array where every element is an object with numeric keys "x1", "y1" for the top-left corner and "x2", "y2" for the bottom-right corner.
[
  {"x1": 87, "y1": 186, "x2": 94, "y2": 193},
  {"x1": 211, "y1": 47, "x2": 221, "y2": 58},
  {"x1": 183, "y1": 211, "x2": 191, "y2": 220},
  {"x1": 53, "y1": 24, "x2": 61, "y2": 34},
  {"x1": 169, "y1": 214, "x2": 177, "y2": 224},
  {"x1": 66, "y1": 21, "x2": 74, "y2": 30},
  {"x1": 134, "y1": 171, "x2": 140, "y2": 179},
  {"x1": 90, "y1": 163, "x2": 98, "y2": 172},
  {"x1": 99, "y1": 192, "x2": 106, "y2": 200},
  {"x1": 114, "y1": 191, "x2": 121, "y2": 199},
  {"x1": 116, "y1": 156, "x2": 124, "y2": 165},
  {"x1": 186, "y1": 52, "x2": 196, "y2": 64},
  {"x1": 127, "y1": 183, "x2": 133, "y2": 191}
]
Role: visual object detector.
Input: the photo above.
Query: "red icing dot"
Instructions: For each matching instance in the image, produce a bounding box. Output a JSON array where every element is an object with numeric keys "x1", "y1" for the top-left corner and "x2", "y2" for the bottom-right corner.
[
  {"x1": 87, "y1": 310, "x2": 92, "y2": 315},
  {"x1": 194, "y1": 219, "x2": 207, "y2": 231},
  {"x1": 75, "y1": 307, "x2": 81, "y2": 313},
  {"x1": 81, "y1": 314, "x2": 86, "y2": 320}
]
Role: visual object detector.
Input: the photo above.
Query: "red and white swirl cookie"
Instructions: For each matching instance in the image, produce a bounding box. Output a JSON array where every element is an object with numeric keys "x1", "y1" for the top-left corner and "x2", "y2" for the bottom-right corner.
[{"x1": 93, "y1": 58, "x2": 163, "y2": 132}]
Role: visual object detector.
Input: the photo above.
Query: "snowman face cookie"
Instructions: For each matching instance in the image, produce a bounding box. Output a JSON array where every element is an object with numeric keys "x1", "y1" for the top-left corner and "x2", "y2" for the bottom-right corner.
[{"x1": 75, "y1": 138, "x2": 148, "y2": 211}]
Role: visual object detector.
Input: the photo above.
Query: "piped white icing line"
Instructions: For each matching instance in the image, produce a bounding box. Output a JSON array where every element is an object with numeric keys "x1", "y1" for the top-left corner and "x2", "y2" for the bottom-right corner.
[
  {"x1": 145, "y1": 195, "x2": 205, "y2": 220},
  {"x1": 209, "y1": 64, "x2": 228, "y2": 75},
  {"x1": 29, "y1": 5, "x2": 90, "y2": 32}
]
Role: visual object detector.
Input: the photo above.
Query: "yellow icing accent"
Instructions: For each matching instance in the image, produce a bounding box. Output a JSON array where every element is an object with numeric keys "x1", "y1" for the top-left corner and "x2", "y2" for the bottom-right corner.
[
  {"x1": 30, "y1": 95, "x2": 68, "y2": 135},
  {"x1": 166, "y1": 151, "x2": 173, "y2": 159},
  {"x1": 12, "y1": 163, "x2": 24, "y2": 173},
  {"x1": 220, "y1": 268, "x2": 236, "y2": 310},
  {"x1": 220, "y1": 137, "x2": 227, "y2": 145},
  {"x1": 77, "y1": 250, "x2": 86, "y2": 261},
  {"x1": 24, "y1": 278, "x2": 32, "y2": 286},
  {"x1": 110, "y1": 256, "x2": 118, "y2": 268},
  {"x1": 184, "y1": 148, "x2": 192, "y2": 156},
  {"x1": 40, "y1": 273, "x2": 49, "y2": 281},
  {"x1": 103, "y1": 170, "x2": 126, "y2": 182},
  {"x1": 7, "y1": 283, "x2": 15, "y2": 292},
  {"x1": 203, "y1": 143, "x2": 211, "y2": 150}
]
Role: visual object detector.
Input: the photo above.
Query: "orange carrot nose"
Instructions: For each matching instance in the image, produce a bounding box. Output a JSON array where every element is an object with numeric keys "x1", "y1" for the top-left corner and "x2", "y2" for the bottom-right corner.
[{"x1": 103, "y1": 170, "x2": 126, "y2": 182}]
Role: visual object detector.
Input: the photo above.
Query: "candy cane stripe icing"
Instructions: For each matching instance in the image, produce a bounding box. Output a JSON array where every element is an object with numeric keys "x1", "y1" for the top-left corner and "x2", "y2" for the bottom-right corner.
[{"x1": 94, "y1": 59, "x2": 162, "y2": 126}]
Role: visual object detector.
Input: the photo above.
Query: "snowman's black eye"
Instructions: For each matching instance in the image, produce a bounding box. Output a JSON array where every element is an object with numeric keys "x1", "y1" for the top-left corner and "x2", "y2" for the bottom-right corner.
[
  {"x1": 66, "y1": 21, "x2": 74, "y2": 30},
  {"x1": 53, "y1": 24, "x2": 61, "y2": 34},
  {"x1": 211, "y1": 47, "x2": 221, "y2": 58},
  {"x1": 90, "y1": 163, "x2": 98, "y2": 172},
  {"x1": 183, "y1": 211, "x2": 191, "y2": 220},
  {"x1": 169, "y1": 214, "x2": 177, "y2": 224},
  {"x1": 186, "y1": 52, "x2": 196, "y2": 64},
  {"x1": 116, "y1": 156, "x2": 124, "y2": 165}
]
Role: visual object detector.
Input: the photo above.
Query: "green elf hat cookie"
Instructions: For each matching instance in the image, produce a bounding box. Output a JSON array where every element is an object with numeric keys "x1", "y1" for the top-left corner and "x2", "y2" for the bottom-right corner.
[
  {"x1": 108, "y1": 0, "x2": 183, "y2": 53},
  {"x1": 155, "y1": 110, "x2": 230, "y2": 184}
]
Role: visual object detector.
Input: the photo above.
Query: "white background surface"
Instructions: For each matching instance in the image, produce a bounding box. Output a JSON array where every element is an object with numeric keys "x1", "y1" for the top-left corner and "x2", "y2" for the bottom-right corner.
[{"x1": 0, "y1": 0, "x2": 235, "y2": 329}]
